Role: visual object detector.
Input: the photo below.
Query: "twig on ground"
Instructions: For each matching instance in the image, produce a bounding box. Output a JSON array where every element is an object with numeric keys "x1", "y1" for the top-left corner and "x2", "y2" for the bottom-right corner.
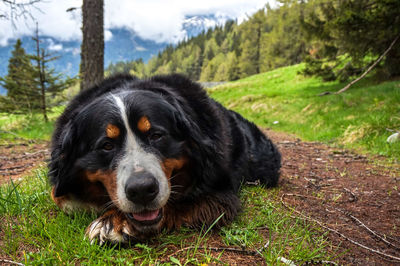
[
  {"x1": 0, "y1": 164, "x2": 32, "y2": 171},
  {"x1": 0, "y1": 130, "x2": 34, "y2": 143},
  {"x1": 343, "y1": 188, "x2": 357, "y2": 202},
  {"x1": 304, "y1": 260, "x2": 338, "y2": 265},
  {"x1": 280, "y1": 194, "x2": 400, "y2": 262},
  {"x1": 0, "y1": 142, "x2": 29, "y2": 147},
  {"x1": 0, "y1": 258, "x2": 24, "y2": 266},
  {"x1": 283, "y1": 193, "x2": 400, "y2": 250},
  {"x1": 334, "y1": 207, "x2": 400, "y2": 250},
  {"x1": 386, "y1": 128, "x2": 400, "y2": 134},
  {"x1": 279, "y1": 256, "x2": 296, "y2": 266},
  {"x1": 169, "y1": 245, "x2": 260, "y2": 259},
  {"x1": 257, "y1": 240, "x2": 270, "y2": 254},
  {"x1": 24, "y1": 149, "x2": 48, "y2": 156},
  {"x1": 0, "y1": 149, "x2": 49, "y2": 160}
]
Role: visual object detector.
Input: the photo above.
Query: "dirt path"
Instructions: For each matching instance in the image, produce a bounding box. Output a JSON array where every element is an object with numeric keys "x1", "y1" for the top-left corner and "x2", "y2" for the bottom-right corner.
[
  {"x1": 0, "y1": 131, "x2": 399, "y2": 264},
  {"x1": 0, "y1": 141, "x2": 49, "y2": 185},
  {"x1": 265, "y1": 129, "x2": 400, "y2": 265}
]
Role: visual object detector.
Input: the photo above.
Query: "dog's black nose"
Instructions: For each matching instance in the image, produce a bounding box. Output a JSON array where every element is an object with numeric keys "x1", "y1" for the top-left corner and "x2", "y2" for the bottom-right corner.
[{"x1": 125, "y1": 172, "x2": 159, "y2": 204}]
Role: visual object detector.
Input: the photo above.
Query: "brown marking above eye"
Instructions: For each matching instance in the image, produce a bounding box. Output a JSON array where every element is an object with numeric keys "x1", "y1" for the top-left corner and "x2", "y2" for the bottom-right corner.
[
  {"x1": 106, "y1": 124, "x2": 120, "y2": 139},
  {"x1": 137, "y1": 116, "x2": 151, "y2": 133}
]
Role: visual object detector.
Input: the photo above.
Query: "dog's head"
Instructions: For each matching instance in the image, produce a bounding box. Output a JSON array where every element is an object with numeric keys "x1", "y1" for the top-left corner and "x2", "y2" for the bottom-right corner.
[{"x1": 49, "y1": 76, "x2": 219, "y2": 233}]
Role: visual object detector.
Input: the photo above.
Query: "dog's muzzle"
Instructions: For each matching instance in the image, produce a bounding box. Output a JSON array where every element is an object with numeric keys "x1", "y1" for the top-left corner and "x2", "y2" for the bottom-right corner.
[{"x1": 124, "y1": 171, "x2": 163, "y2": 225}]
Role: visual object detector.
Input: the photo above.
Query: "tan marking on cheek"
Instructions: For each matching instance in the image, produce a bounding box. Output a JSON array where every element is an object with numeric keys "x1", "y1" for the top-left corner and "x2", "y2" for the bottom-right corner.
[
  {"x1": 162, "y1": 158, "x2": 187, "y2": 181},
  {"x1": 85, "y1": 170, "x2": 118, "y2": 201},
  {"x1": 106, "y1": 124, "x2": 120, "y2": 139},
  {"x1": 137, "y1": 116, "x2": 151, "y2": 133}
]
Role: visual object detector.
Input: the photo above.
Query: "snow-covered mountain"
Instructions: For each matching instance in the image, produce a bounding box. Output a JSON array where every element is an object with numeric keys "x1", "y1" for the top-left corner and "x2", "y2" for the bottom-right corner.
[
  {"x1": 0, "y1": 14, "x2": 230, "y2": 94},
  {"x1": 182, "y1": 14, "x2": 231, "y2": 38}
]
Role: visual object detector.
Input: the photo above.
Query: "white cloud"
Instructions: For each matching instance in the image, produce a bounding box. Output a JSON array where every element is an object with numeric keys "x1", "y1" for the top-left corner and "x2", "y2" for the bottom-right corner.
[
  {"x1": 46, "y1": 38, "x2": 63, "y2": 51},
  {"x1": 0, "y1": 0, "x2": 274, "y2": 46},
  {"x1": 135, "y1": 46, "x2": 147, "y2": 52},
  {"x1": 64, "y1": 47, "x2": 80, "y2": 56},
  {"x1": 0, "y1": 0, "x2": 82, "y2": 46},
  {"x1": 104, "y1": 29, "x2": 112, "y2": 41}
]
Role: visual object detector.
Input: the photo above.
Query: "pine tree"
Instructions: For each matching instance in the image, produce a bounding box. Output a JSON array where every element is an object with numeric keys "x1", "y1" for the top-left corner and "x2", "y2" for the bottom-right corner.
[
  {"x1": 239, "y1": 39, "x2": 258, "y2": 77},
  {"x1": 0, "y1": 29, "x2": 74, "y2": 120},
  {"x1": 0, "y1": 39, "x2": 37, "y2": 113},
  {"x1": 301, "y1": 0, "x2": 400, "y2": 80},
  {"x1": 30, "y1": 25, "x2": 74, "y2": 121},
  {"x1": 238, "y1": 10, "x2": 266, "y2": 77},
  {"x1": 259, "y1": 1, "x2": 307, "y2": 73}
]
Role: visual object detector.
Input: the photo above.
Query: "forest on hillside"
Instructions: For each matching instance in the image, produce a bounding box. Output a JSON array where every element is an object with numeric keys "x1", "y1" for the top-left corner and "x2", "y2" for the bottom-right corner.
[{"x1": 106, "y1": 0, "x2": 400, "y2": 83}]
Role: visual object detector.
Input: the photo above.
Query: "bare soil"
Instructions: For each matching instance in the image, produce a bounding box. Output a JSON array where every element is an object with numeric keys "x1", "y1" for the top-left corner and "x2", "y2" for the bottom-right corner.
[
  {"x1": 265, "y1": 129, "x2": 400, "y2": 265},
  {"x1": 0, "y1": 141, "x2": 49, "y2": 185},
  {"x1": 0, "y1": 130, "x2": 399, "y2": 265}
]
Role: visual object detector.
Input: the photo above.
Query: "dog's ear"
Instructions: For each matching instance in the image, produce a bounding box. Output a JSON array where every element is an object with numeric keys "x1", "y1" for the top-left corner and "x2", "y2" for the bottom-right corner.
[
  {"x1": 173, "y1": 107, "x2": 231, "y2": 192},
  {"x1": 173, "y1": 105, "x2": 221, "y2": 165},
  {"x1": 150, "y1": 74, "x2": 194, "y2": 90},
  {"x1": 49, "y1": 121, "x2": 78, "y2": 197}
]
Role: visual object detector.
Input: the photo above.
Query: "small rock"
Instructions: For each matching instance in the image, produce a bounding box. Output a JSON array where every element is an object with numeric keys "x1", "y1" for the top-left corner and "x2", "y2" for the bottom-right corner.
[{"x1": 387, "y1": 132, "x2": 400, "y2": 143}]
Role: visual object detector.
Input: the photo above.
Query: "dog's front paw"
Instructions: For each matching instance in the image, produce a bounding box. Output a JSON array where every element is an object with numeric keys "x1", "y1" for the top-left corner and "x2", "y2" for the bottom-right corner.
[{"x1": 85, "y1": 209, "x2": 132, "y2": 245}]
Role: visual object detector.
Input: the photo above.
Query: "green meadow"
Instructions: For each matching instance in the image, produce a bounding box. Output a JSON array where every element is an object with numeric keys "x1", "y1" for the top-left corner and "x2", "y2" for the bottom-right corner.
[
  {"x1": 210, "y1": 64, "x2": 400, "y2": 159},
  {"x1": 1, "y1": 63, "x2": 399, "y2": 264}
]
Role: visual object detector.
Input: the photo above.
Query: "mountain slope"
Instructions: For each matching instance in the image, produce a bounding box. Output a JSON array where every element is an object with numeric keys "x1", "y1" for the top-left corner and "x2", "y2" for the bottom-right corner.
[{"x1": 0, "y1": 14, "x2": 227, "y2": 94}]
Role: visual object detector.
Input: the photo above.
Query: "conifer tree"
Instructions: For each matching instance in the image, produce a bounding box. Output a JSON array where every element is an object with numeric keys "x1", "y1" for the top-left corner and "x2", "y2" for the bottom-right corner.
[
  {"x1": 30, "y1": 25, "x2": 74, "y2": 121},
  {"x1": 0, "y1": 28, "x2": 74, "y2": 121},
  {"x1": 301, "y1": 0, "x2": 400, "y2": 80},
  {"x1": 238, "y1": 10, "x2": 266, "y2": 77},
  {"x1": 259, "y1": 1, "x2": 307, "y2": 73},
  {"x1": 0, "y1": 39, "x2": 36, "y2": 112}
]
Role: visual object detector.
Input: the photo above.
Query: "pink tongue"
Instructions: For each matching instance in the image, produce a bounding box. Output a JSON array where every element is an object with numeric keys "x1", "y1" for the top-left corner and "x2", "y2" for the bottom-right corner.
[{"x1": 132, "y1": 209, "x2": 160, "y2": 221}]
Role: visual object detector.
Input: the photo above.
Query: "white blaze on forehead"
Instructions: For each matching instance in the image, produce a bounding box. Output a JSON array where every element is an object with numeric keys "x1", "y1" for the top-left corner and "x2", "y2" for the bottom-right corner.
[{"x1": 111, "y1": 94, "x2": 170, "y2": 213}]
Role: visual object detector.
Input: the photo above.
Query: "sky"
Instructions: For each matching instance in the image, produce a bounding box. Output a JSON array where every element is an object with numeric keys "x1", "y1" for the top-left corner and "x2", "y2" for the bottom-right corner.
[{"x1": 0, "y1": 0, "x2": 275, "y2": 46}]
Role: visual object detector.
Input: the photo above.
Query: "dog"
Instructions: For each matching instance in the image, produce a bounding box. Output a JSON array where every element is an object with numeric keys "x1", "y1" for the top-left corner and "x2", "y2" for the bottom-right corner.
[{"x1": 49, "y1": 74, "x2": 281, "y2": 245}]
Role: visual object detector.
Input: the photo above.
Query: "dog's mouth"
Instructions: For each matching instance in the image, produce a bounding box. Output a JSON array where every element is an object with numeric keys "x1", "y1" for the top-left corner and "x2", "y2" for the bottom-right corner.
[{"x1": 125, "y1": 208, "x2": 163, "y2": 226}]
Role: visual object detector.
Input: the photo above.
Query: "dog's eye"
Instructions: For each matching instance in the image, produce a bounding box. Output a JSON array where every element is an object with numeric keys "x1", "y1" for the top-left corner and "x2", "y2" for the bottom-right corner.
[
  {"x1": 102, "y1": 142, "x2": 114, "y2": 151},
  {"x1": 149, "y1": 133, "x2": 163, "y2": 142}
]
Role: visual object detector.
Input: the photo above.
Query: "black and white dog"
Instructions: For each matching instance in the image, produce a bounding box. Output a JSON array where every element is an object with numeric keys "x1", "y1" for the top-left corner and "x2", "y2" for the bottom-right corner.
[{"x1": 49, "y1": 74, "x2": 281, "y2": 244}]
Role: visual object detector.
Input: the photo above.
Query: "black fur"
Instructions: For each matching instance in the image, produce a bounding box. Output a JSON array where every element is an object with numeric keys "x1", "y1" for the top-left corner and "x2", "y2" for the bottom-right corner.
[{"x1": 49, "y1": 74, "x2": 281, "y2": 231}]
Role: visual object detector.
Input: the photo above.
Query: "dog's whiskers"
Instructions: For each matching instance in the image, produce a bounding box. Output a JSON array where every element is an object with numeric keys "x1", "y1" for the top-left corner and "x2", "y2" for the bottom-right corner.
[
  {"x1": 100, "y1": 200, "x2": 118, "y2": 214},
  {"x1": 169, "y1": 172, "x2": 183, "y2": 182}
]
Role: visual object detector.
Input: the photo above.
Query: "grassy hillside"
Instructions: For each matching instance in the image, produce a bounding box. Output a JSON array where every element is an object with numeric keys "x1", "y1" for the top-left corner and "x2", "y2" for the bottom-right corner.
[{"x1": 210, "y1": 64, "x2": 400, "y2": 159}]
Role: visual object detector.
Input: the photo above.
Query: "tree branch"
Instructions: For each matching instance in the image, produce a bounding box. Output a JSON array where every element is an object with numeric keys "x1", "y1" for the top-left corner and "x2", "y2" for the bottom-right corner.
[{"x1": 336, "y1": 33, "x2": 400, "y2": 94}]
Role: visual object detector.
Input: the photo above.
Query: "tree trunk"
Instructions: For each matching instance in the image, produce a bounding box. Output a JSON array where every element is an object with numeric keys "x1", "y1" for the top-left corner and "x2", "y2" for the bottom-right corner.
[
  {"x1": 80, "y1": 0, "x2": 104, "y2": 91},
  {"x1": 40, "y1": 49, "x2": 48, "y2": 122},
  {"x1": 33, "y1": 23, "x2": 48, "y2": 122}
]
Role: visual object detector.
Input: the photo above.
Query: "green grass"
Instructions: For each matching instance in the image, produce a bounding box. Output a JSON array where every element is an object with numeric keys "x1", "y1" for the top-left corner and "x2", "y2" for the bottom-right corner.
[
  {"x1": 209, "y1": 63, "x2": 400, "y2": 159},
  {"x1": 0, "y1": 169, "x2": 334, "y2": 264},
  {"x1": 0, "y1": 107, "x2": 63, "y2": 141}
]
